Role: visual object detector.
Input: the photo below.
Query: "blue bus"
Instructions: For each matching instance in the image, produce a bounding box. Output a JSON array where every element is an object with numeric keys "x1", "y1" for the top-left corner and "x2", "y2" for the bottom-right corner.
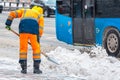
[{"x1": 56, "y1": 0, "x2": 120, "y2": 57}]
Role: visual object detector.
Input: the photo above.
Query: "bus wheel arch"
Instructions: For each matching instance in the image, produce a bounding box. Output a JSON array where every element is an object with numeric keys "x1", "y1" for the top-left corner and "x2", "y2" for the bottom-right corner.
[{"x1": 103, "y1": 27, "x2": 120, "y2": 57}]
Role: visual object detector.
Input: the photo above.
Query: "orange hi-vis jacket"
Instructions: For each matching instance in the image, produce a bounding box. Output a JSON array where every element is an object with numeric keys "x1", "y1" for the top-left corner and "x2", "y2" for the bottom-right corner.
[{"x1": 5, "y1": 8, "x2": 44, "y2": 37}]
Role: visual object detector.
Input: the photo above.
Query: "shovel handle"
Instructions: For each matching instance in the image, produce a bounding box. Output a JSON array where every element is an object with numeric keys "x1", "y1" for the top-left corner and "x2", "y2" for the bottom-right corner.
[{"x1": 10, "y1": 29, "x2": 19, "y2": 36}]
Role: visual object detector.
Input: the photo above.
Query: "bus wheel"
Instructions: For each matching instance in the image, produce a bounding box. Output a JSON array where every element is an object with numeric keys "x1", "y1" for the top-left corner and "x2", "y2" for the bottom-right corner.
[{"x1": 104, "y1": 29, "x2": 120, "y2": 57}]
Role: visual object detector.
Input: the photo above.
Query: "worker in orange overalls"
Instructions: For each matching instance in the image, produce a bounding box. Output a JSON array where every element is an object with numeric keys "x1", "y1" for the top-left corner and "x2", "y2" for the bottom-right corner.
[{"x1": 5, "y1": 6, "x2": 44, "y2": 74}]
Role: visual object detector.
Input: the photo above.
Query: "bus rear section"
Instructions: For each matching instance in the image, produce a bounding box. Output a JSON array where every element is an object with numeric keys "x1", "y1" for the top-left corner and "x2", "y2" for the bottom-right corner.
[{"x1": 56, "y1": 0, "x2": 120, "y2": 57}]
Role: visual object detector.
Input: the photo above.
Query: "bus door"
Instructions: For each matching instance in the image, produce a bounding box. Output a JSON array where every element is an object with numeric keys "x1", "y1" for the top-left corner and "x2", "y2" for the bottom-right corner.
[{"x1": 73, "y1": 0, "x2": 95, "y2": 45}]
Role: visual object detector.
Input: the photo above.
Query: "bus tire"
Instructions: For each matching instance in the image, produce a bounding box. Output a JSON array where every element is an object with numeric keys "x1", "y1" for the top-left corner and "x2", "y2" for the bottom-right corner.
[{"x1": 104, "y1": 29, "x2": 120, "y2": 57}]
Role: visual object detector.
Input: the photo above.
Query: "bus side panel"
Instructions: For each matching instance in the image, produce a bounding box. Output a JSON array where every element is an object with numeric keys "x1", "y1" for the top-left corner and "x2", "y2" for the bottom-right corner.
[
  {"x1": 56, "y1": 14, "x2": 73, "y2": 44},
  {"x1": 95, "y1": 18, "x2": 120, "y2": 46},
  {"x1": 95, "y1": 18, "x2": 104, "y2": 46}
]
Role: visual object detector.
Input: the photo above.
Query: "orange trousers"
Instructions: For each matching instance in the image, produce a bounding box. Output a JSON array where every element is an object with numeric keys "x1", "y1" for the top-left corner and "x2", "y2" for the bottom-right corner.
[{"x1": 19, "y1": 33, "x2": 41, "y2": 60}]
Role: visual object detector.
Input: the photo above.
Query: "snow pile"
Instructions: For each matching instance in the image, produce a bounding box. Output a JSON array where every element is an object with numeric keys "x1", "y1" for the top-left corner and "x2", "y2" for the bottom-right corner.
[
  {"x1": 41, "y1": 46, "x2": 120, "y2": 80},
  {"x1": 0, "y1": 46, "x2": 120, "y2": 80}
]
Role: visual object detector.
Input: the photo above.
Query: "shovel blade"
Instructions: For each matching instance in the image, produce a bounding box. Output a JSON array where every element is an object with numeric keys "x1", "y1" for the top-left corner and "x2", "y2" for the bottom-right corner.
[{"x1": 47, "y1": 56, "x2": 60, "y2": 65}]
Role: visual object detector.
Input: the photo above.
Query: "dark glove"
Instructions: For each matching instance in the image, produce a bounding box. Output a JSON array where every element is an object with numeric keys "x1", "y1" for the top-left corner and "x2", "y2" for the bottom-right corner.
[{"x1": 5, "y1": 25, "x2": 11, "y2": 30}]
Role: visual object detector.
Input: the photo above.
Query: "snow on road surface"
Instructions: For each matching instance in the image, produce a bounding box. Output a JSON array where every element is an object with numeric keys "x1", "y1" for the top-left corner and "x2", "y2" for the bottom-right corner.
[{"x1": 0, "y1": 46, "x2": 120, "y2": 80}]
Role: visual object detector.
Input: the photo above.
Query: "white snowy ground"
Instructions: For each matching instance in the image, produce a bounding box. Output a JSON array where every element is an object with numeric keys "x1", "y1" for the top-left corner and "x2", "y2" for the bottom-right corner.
[
  {"x1": 1, "y1": 43, "x2": 120, "y2": 80},
  {"x1": 1, "y1": 12, "x2": 120, "y2": 80}
]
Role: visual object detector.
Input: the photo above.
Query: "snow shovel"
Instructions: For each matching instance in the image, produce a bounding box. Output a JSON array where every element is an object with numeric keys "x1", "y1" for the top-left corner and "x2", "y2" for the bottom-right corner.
[{"x1": 9, "y1": 29, "x2": 60, "y2": 65}]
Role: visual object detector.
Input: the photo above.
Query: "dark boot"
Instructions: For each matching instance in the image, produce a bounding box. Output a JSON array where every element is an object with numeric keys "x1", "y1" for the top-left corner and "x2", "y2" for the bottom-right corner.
[
  {"x1": 19, "y1": 60, "x2": 27, "y2": 74},
  {"x1": 33, "y1": 60, "x2": 42, "y2": 74}
]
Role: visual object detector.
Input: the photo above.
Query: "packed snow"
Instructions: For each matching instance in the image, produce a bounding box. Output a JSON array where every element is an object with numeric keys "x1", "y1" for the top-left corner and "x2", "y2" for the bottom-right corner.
[{"x1": 0, "y1": 46, "x2": 120, "y2": 80}]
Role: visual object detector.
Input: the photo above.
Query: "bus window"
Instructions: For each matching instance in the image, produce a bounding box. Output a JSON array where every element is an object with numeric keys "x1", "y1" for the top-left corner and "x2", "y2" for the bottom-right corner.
[
  {"x1": 73, "y1": 0, "x2": 82, "y2": 18},
  {"x1": 84, "y1": 0, "x2": 94, "y2": 18},
  {"x1": 95, "y1": 0, "x2": 120, "y2": 18},
  {"x1": 57, "y1": 0, "x2": 71, "y2": 17}
]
